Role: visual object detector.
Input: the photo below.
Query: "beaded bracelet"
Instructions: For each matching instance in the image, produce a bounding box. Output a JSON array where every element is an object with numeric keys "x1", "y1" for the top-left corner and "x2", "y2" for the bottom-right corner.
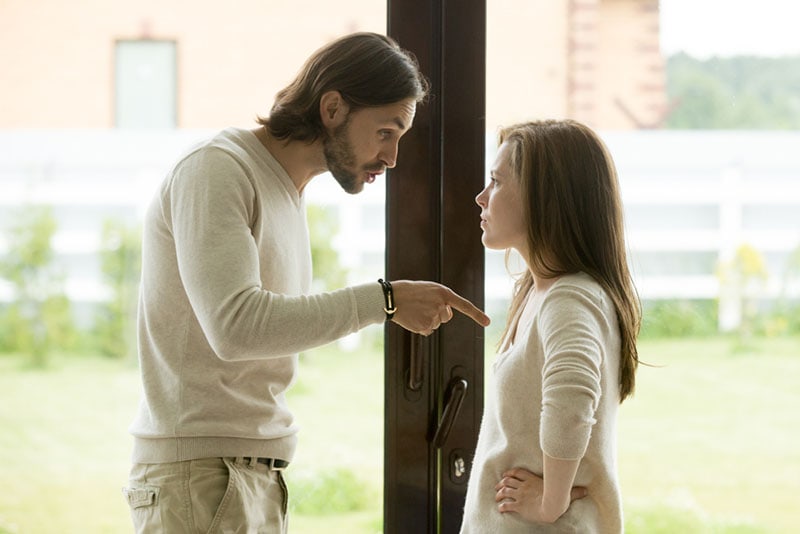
[{"x1": 377, "y1": 278, "x2": 397, "y2": 321}]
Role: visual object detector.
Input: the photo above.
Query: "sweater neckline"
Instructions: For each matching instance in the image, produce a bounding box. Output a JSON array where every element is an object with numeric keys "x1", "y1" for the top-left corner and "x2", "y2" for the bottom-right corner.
[{"x1": 230, "y1": 127, "x2": 303, "y2": 208}]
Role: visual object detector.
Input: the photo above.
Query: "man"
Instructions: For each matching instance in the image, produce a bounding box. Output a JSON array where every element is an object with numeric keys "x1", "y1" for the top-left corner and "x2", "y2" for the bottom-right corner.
[{"x1": 123, "y1": 32, "x2": 489, "y2": 533}]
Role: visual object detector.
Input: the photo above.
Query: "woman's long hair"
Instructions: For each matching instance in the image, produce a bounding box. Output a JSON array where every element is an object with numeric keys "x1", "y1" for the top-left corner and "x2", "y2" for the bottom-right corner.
[
  {"x1": 257, "y1": 32, "x2": 428, "y2": 143},
  {"x1": 499, "y1": 120, "x2": 641, "y2": 402}
]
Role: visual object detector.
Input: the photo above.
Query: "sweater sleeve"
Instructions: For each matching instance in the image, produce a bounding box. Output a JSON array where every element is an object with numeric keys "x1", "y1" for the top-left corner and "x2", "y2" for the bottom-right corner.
[
  {"x1": 164, "y1": 148, "x2": 385, "y2": 361},
  {"x1": 538, "y1": 283, "x2": 608, "y2": 460}
]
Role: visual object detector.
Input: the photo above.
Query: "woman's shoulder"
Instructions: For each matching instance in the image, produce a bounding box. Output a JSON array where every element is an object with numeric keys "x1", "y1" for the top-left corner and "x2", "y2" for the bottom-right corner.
[
  {"x1": 540, "y1": 273, "x2": 617, "y2": 336},
  {"x1": 543, "y1": 272, "x2": 613, "y2": 314},
  {"x1": 551, "y1": 272, "x2": 604, "y2": 295}
]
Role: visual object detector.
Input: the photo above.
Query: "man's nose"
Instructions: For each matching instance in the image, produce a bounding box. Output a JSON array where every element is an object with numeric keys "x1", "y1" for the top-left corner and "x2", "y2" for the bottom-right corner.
[{"x1": 381, "y1": 143, "x2": 399, "y2": 168}]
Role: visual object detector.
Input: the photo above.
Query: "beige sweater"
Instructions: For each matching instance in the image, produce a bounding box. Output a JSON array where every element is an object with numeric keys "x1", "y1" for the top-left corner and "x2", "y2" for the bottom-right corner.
[
  {"x1": 461, "y1": 272, "x2": 623, "y2": 533},
  {"x1": 129, "y1": 127, "x2": 386, "y2": 464}
]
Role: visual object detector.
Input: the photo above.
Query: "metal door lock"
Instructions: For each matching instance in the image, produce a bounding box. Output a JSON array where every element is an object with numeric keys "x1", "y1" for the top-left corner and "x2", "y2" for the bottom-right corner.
[{"x1": 453, "y1": 455, "x2": 466, "y2": 478}]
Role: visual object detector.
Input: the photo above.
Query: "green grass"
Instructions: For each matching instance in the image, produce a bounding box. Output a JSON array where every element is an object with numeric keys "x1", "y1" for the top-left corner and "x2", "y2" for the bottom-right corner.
[
  {"x1": 0, "y1": 356, "x2": 140, "y2": 534},
  {"x1": 619, "y1": 336, "x2": 800, "y2": 533},
  {"x1": 0, "y1": 335, "x2": 798, "y2": 533}
]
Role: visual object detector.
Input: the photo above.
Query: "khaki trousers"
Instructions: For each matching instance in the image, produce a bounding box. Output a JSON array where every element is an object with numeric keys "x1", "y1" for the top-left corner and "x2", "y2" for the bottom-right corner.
[{"x1": 123, "y1": 457, "x2": 288, "y2": 534}]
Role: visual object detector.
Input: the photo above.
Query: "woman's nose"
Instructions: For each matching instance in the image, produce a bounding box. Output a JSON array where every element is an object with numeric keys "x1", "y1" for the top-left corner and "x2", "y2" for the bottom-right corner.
[{"x1": 475, "y1": 186, "x2": 488, "y2": 207}]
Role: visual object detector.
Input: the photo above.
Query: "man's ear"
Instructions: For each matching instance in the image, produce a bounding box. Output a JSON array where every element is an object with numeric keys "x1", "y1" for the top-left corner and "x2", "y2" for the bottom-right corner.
[{"x1": 320, "y1": 91, "x2": 349, "y2": 128}]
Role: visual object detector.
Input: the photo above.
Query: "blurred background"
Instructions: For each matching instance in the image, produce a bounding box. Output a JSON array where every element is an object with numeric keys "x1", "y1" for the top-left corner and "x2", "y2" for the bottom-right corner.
[{"x1": 1, "y1": 0, "x2": 798, "y2": 532}]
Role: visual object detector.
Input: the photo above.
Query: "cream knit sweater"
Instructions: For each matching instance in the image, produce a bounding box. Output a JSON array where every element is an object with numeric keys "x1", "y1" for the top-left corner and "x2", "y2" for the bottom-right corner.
[
  {"x1": 461, "y1": 272, "x2": 623, "y2": 533},
  {"x1": 129, "y1": 127, "x2": 386, "y2": 464}
]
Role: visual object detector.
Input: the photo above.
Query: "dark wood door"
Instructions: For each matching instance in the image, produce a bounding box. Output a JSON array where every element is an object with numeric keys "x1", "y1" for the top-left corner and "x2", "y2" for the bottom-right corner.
[{"x1": 385, "y1": 2, "x2": 486, "y2": 532}]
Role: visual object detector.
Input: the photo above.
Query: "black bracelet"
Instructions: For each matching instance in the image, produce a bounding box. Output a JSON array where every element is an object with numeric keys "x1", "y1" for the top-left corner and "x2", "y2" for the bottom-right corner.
[{"x1": 378, "y1": 278, "x2": 397, "y2": 321}]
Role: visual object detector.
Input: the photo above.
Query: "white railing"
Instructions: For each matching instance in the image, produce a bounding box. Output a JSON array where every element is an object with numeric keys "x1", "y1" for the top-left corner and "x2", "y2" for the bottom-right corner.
[{"x1": 1, "y1": 129, "x2": 798, "y2": 329}]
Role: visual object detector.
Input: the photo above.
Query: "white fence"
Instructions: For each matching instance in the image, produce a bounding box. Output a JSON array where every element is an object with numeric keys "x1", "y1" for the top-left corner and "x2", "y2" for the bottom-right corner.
[{"x1": 1, "y1": 129, "x2": 798, "y2": 329}]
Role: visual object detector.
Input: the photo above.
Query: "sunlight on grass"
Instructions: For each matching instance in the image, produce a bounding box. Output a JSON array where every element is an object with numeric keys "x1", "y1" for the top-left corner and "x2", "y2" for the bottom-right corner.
[
  {"x1": 619, "y1": 337, "x2": 800, "y2": 533},
  {"x1": 0, "y1": 335, "x2": 797, "y2": 533},
  {"x1": 0, "y1": 356, "x2": 138, "y2": 534}
]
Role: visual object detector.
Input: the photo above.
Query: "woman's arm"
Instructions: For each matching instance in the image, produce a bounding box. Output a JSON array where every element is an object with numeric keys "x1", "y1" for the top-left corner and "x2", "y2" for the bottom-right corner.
[{"x1": 496, "y1": 282, "x2": 607, "y2": 523}]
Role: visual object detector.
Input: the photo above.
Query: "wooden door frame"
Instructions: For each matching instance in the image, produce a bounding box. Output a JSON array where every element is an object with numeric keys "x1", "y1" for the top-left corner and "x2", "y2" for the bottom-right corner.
[{"x1": 385, "y1": 2, "x2": 486, "y2": 532}]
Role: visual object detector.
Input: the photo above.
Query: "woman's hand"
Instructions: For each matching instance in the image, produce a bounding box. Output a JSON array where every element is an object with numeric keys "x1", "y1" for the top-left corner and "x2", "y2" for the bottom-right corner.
[{"x1": 495, "y1": 467, "x2": 588, "y2": 524}]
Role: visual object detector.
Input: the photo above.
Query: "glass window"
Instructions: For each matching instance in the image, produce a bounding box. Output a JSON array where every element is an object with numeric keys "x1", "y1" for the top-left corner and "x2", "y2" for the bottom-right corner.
[
  {"x1": 743, "y1": 204, "x2": 800, "y2": 231},
  {"x1": 487, "y1": 2, "x2": 800, "y2": 533},
  {"x1": 626, "y1": 204, "x2": 720, "y2": 230},
  {"x1": 115, "y1": 40, "x2": 177, "y2": 128}
]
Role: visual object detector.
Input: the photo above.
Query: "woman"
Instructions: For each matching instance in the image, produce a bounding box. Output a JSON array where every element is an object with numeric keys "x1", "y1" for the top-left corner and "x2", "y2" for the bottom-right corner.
[{"x1": 461, "y1": 120, "x2": 641, "y2": 533}]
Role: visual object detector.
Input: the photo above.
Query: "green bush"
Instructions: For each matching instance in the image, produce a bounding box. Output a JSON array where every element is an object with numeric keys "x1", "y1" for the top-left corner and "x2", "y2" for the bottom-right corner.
[
  {"x1": 307, "y1": 205, "x2": 347, "y2": 292},
  {"x1": 640, "y1": 299, "x2": 718, "y2": 339},
  {"x1": 92, "y1": 219, "x2": 141, "y2": 359},
  {"x1": 0, "y1": 206, "x2": 76, "y2": 365},
  {"x1": 286, "y1": 467, "x2": 371, "y2": 516},
  {"x1": 758, "y1": 301, "x2": 800, "y2": 337}
]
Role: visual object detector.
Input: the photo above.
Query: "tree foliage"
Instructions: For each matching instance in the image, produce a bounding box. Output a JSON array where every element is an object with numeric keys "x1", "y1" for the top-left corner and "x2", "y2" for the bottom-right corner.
[
  {"x1": 307, "y1": 204, "x2": 348, "y2": 291},
  {"x1": 92, "y1": 219, "x2": 141, "y2": 359},
  {"x1": 0, "y1": 206, "x2": 75, "y2": 365},
  {"x1": 665, "y1": 53, "x2": 800, "y2": 129},
  {"x1": 717, "y1": 243, "x2": 770, "y2": 347}
]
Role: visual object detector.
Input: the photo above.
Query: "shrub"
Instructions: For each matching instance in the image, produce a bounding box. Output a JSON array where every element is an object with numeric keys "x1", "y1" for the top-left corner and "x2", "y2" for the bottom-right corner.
[
  {"x1": 639, "y1": 299, "x2": 718, "y2": 339},
  {"x1": 92, "y1": 219, "x2": 141, "y2": 359},
  {"x1": 0, "y1": 206, "x2": 75, "y2": 365},
  {"x1": 307, "y1": 205, "x2": 347, "y2": 292},
  {"x1": 286, "y1": 467, "x2": 371, "y2": 516}
]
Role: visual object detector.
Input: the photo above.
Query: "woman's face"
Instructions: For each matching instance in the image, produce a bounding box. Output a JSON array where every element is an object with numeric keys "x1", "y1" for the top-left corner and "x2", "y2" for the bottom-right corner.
[{"x1": 475, "y1": 142, "x2": 528, "y2": 254}]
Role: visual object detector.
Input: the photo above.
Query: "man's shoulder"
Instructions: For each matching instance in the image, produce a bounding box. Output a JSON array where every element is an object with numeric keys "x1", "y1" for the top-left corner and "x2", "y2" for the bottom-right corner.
[
  {"x1": 175, "y1": 128, "x2": 253, "y2": 167},
  {"x1": 205, "y1": 127, "x2": 253, "y2": 155}
]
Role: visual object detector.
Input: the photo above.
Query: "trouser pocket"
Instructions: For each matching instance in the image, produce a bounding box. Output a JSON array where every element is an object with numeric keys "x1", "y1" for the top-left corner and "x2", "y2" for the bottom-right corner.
[
  {"x1": 206, "y1": 457, "x2": 288, "y2": 533},
  {"x1": 122, "y1": 484, "x2": 161, "y2": 533}
]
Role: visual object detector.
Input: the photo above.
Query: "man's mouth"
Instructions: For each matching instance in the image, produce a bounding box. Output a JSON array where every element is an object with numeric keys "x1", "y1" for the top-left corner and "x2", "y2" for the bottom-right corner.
[{"x1": 365, "y1": 169, "x2": 385, "y2": 184}]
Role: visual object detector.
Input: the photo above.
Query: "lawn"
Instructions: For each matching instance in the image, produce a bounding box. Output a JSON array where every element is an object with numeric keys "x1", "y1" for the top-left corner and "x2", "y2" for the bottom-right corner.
[
  {"x1": 0, "y1": 335, "x2": 797, "y2": 533},
  {"x1": 618, "y1": 336, "x2": 800, "y2": 533}
]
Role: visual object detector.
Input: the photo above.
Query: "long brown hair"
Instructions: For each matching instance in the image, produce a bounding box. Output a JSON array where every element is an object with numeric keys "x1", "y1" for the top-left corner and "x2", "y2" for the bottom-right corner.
[
  {"x1": 257, "y1": 32, "x2": 428, "y2": 142},
  {"x1": 498, "y1": 120, "x2": 641, "y2": 402}
]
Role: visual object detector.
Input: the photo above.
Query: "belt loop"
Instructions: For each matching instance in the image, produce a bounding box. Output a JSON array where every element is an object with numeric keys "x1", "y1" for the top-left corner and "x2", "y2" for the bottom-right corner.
[
  {"x1": 249, "y1": 457, "x2": 258, "y2": 468},
  {"x1": 234, "y1": 456, "x2": 244, "y2": 466}
]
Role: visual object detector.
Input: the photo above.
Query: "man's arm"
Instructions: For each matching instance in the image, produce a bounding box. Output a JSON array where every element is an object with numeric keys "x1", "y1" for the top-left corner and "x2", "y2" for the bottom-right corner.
[
  {"x1": 390, "y1": 280, "x2": 490, "y2": 334},
  {"x1": 166, "y1": 152, "x2": 488, "y2": 359}
]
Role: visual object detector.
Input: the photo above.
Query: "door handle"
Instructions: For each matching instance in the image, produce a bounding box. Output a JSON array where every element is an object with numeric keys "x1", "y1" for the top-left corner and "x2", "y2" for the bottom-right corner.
[
  {"x1": 431, "y1": 377, "x2": 468, "y2": 448},
  {"x1": 407, "y1": 333, "x2": 424, "y2": 391}
]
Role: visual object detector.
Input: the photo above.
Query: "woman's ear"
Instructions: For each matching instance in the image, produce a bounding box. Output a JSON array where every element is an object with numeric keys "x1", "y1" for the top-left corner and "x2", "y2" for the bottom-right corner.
[{"x1": 320, "y1": 91, "x2": 349, "y2": 128}]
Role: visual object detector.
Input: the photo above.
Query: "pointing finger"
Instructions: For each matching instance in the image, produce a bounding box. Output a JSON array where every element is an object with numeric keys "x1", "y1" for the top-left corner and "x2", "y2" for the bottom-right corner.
[
  {"x1": 444, "y1": 291, "x2": 490, "y2": 327},
  {"x1": 441, "y1": 305, "x2": 453, "y2": 323}
]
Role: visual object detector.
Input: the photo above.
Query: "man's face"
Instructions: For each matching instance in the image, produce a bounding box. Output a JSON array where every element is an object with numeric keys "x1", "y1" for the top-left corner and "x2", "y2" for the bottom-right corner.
[{"x1": 323, "y1": 97, "x2": 416, "y2": 194}]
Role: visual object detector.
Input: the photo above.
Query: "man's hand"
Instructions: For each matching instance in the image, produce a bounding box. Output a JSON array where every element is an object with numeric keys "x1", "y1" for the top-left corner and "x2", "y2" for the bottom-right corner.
[
  {"x1": 389, "y1": 280, "x2": 490, "y2": 335},
  {"x1": 495, "y1": 467, "x2": 587, "y2": 524}
]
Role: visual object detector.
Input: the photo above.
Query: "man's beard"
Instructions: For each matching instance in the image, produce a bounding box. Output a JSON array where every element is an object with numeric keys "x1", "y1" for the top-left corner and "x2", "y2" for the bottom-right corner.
[{"x1": 323, "y1": 119, "x2": 362, "y2": 194}]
